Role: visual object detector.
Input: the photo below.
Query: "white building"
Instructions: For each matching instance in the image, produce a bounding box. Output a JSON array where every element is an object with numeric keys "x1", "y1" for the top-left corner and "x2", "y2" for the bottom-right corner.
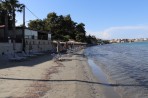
[{"x1": 0, "y1": 27, "x2": 52, "y2": 55}]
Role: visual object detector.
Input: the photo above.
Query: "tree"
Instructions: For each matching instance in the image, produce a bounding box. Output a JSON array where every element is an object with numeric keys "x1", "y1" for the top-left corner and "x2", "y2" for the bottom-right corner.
[
  {"x1": 0, "y1": 2, "x2": 9, "y2": 41},
  {"x1": 28, "y1": 19, "x2": 45, "y2": 31},
  {"x1": 28, "y1": 12, "x2": 88, "y2": 42},
  {"x1": 63, "y1": 15, "x2": 77, "y2": 40},
  {"x1": 0, "y1": 3, "x2": 5, "y2": 25},
  {"x1": 45, "y1": 12, "x2": 59, "y2": 32},
  {"x1": 75, "y1": 23, "x2": 86, "y2": 42},
  {"x1": 86, "y1": 35, "x2": 98, "y2": 44},
  {"x1": 1, "y1": 0, "x2": 24, "y2": 41}
]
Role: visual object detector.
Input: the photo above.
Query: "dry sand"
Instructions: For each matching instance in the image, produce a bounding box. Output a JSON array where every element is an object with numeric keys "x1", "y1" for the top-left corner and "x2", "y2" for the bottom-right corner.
[{"x1": 0, "y1": 50, "x2": 105, "y2": 98}]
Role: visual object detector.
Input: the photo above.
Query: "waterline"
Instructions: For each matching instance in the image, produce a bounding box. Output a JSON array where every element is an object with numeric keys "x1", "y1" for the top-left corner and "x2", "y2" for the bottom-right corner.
[{"x1": 88, "y1": 59, "x2": 120, "y2": 98}]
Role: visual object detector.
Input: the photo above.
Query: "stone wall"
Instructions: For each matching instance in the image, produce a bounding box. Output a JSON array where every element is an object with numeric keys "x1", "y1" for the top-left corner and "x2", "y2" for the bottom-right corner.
[
  {"x1": 0, "y1": 43, "x2": 22, "y2": 55},
  {"x1": 0, "y1": 39, "x2": 53, "y2": 55},
  {"x1": 25, "y1": 39, "x2": 53, "y2": 53}
]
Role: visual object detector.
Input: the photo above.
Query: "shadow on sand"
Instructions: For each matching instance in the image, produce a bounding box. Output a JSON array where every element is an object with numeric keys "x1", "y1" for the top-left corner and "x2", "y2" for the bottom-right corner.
[
  {"x1": 0, "y1": 52, "x2": 86, "y2": 69},
  {"x1": 0, "y1": 54, "x2": 53, "y2": 69}
]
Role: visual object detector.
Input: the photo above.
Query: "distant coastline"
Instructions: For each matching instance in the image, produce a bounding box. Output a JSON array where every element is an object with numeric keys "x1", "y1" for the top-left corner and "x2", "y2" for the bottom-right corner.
[{"x1": 109, "y1": 38, "x2": 148, "y2": 43}]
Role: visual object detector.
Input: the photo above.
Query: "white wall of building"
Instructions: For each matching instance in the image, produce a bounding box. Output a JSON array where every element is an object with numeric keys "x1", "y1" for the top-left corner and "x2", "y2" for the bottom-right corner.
[
  {"x1": 25, "y1": 29, "x2": 37, "y2": 39},
  {"x1": 48, "y1": 34, "x2": 51, "y2": 40}
]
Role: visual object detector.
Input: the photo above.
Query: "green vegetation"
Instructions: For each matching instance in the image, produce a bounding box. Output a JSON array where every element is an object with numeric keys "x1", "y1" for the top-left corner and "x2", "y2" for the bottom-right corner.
[
  {"x1": 86, "y1": 35, "x2": 98, "y2": 44},
  {"x1": 0, "y1": 0, "x2": 24, "y2": 27},
  {"x1": 102, "y1": 40, "x2": 110, "y2": 44},
  {"x1": 97, "y1": 39, "x2": 110, "y2": 44},
  {"x1": 0, "y1": 0, "x2": 24, "y2": 41},
  {"x1": 28, "y1": 12, "x2": 97, "y2": 43},
  {"x1": 28, "y1": 12, "x2": 86, "y2": 42}
]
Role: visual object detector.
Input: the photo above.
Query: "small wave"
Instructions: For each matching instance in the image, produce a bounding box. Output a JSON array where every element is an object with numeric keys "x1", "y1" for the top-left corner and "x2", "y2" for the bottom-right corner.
[{"x1": 85, "y1": 42, "x2": 148, "y2": 98}]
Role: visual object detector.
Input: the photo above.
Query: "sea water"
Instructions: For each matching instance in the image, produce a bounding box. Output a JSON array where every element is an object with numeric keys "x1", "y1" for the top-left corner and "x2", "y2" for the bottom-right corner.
[{"x1": 85, "y1": 41, "x2": 148, "y2": 98}]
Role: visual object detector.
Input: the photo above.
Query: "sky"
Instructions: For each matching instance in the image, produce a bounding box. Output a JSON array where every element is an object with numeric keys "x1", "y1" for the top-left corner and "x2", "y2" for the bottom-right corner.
[{"x1": 16, "y1": 0, "x2": 148, "y2": 39}]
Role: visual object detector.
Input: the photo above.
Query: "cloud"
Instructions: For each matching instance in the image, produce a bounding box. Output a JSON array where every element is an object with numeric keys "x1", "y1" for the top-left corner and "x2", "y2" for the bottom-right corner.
[
  {"x1": 87, "y1": 25, "x2": 148, "y2": 39},
  {"x1": 99, "y1": 31, "x2": 111, "y2": 39}
]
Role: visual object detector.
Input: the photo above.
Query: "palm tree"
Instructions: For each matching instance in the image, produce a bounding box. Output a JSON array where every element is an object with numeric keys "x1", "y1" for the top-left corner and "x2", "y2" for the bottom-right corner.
[
  {"x1": 0, "y1": 1, "x2": 9, "y2": 41},
  {"x1": 1, "y1": 0, "x2": 24, "y2": 50}
]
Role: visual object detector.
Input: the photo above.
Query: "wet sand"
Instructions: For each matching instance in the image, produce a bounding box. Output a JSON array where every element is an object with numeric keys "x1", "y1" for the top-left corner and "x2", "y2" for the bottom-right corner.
[
  {"x1": 88, "y1": 59, "x2": 120, "y2": 98},
  {"x1": 0, "y1": 50, "x2": 105, "y2": 98}
]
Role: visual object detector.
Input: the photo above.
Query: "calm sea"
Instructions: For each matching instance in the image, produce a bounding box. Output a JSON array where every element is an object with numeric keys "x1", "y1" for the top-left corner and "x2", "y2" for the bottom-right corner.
[{"x1": 85, "y1": 41, "x2": 148, "y2": 98}]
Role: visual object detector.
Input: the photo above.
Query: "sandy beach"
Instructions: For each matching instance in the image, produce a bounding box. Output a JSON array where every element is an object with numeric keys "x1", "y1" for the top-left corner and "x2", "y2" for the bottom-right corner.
[{"x1": 0, "y1": 50, "x2": 104, "y2": 98}]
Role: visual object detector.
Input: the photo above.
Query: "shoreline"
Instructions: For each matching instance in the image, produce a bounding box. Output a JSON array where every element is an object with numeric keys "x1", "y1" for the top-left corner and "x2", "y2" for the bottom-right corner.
[
  {"x1": 88, "y1": 59, "x2": 121, "y2": 98},
  {"x1": 0, "y1": 50, "x2": 105, "y2": 98}
]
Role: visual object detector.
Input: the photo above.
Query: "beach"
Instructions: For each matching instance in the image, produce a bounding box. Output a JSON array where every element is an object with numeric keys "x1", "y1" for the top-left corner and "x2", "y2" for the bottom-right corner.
[{"x1": 0, "y1": 50, "x2": 104, "y2": 98}]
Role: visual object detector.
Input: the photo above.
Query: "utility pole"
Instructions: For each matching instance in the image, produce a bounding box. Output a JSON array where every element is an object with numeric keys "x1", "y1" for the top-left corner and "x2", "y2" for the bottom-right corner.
[
  {"x1": 22, "y1": 5, "x2": 25, "y2": 52},
  {"x1": 12, "y1": 4, "x2": 16, "y2": 53},
  {"x1": 4, "y1": 10, "x2": 9, "y2": 42}
]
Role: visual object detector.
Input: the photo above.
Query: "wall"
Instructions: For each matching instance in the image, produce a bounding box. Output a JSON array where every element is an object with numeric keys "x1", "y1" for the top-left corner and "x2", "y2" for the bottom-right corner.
[
  {"x1": 0, "y1": 43, "x2": 22, "y2": 55},
  {"x1": 0, "y1": 28, "x2": 53, "y2": 55},
  {"x1": 0, "y1": 39, "x2": 53, "y2": 55},
  {"x1": 48, "y1": 34, "x2": 51, "y2": 40},
  {"x1": 25, "y1": 29, "x2": 38, "y2": 39},
  {"x1": 24, "y1": 29, "x2": 52, "y2": 53},
  {"x1": 25, "y1": 39, "x2": 53, "y2": 53}
]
